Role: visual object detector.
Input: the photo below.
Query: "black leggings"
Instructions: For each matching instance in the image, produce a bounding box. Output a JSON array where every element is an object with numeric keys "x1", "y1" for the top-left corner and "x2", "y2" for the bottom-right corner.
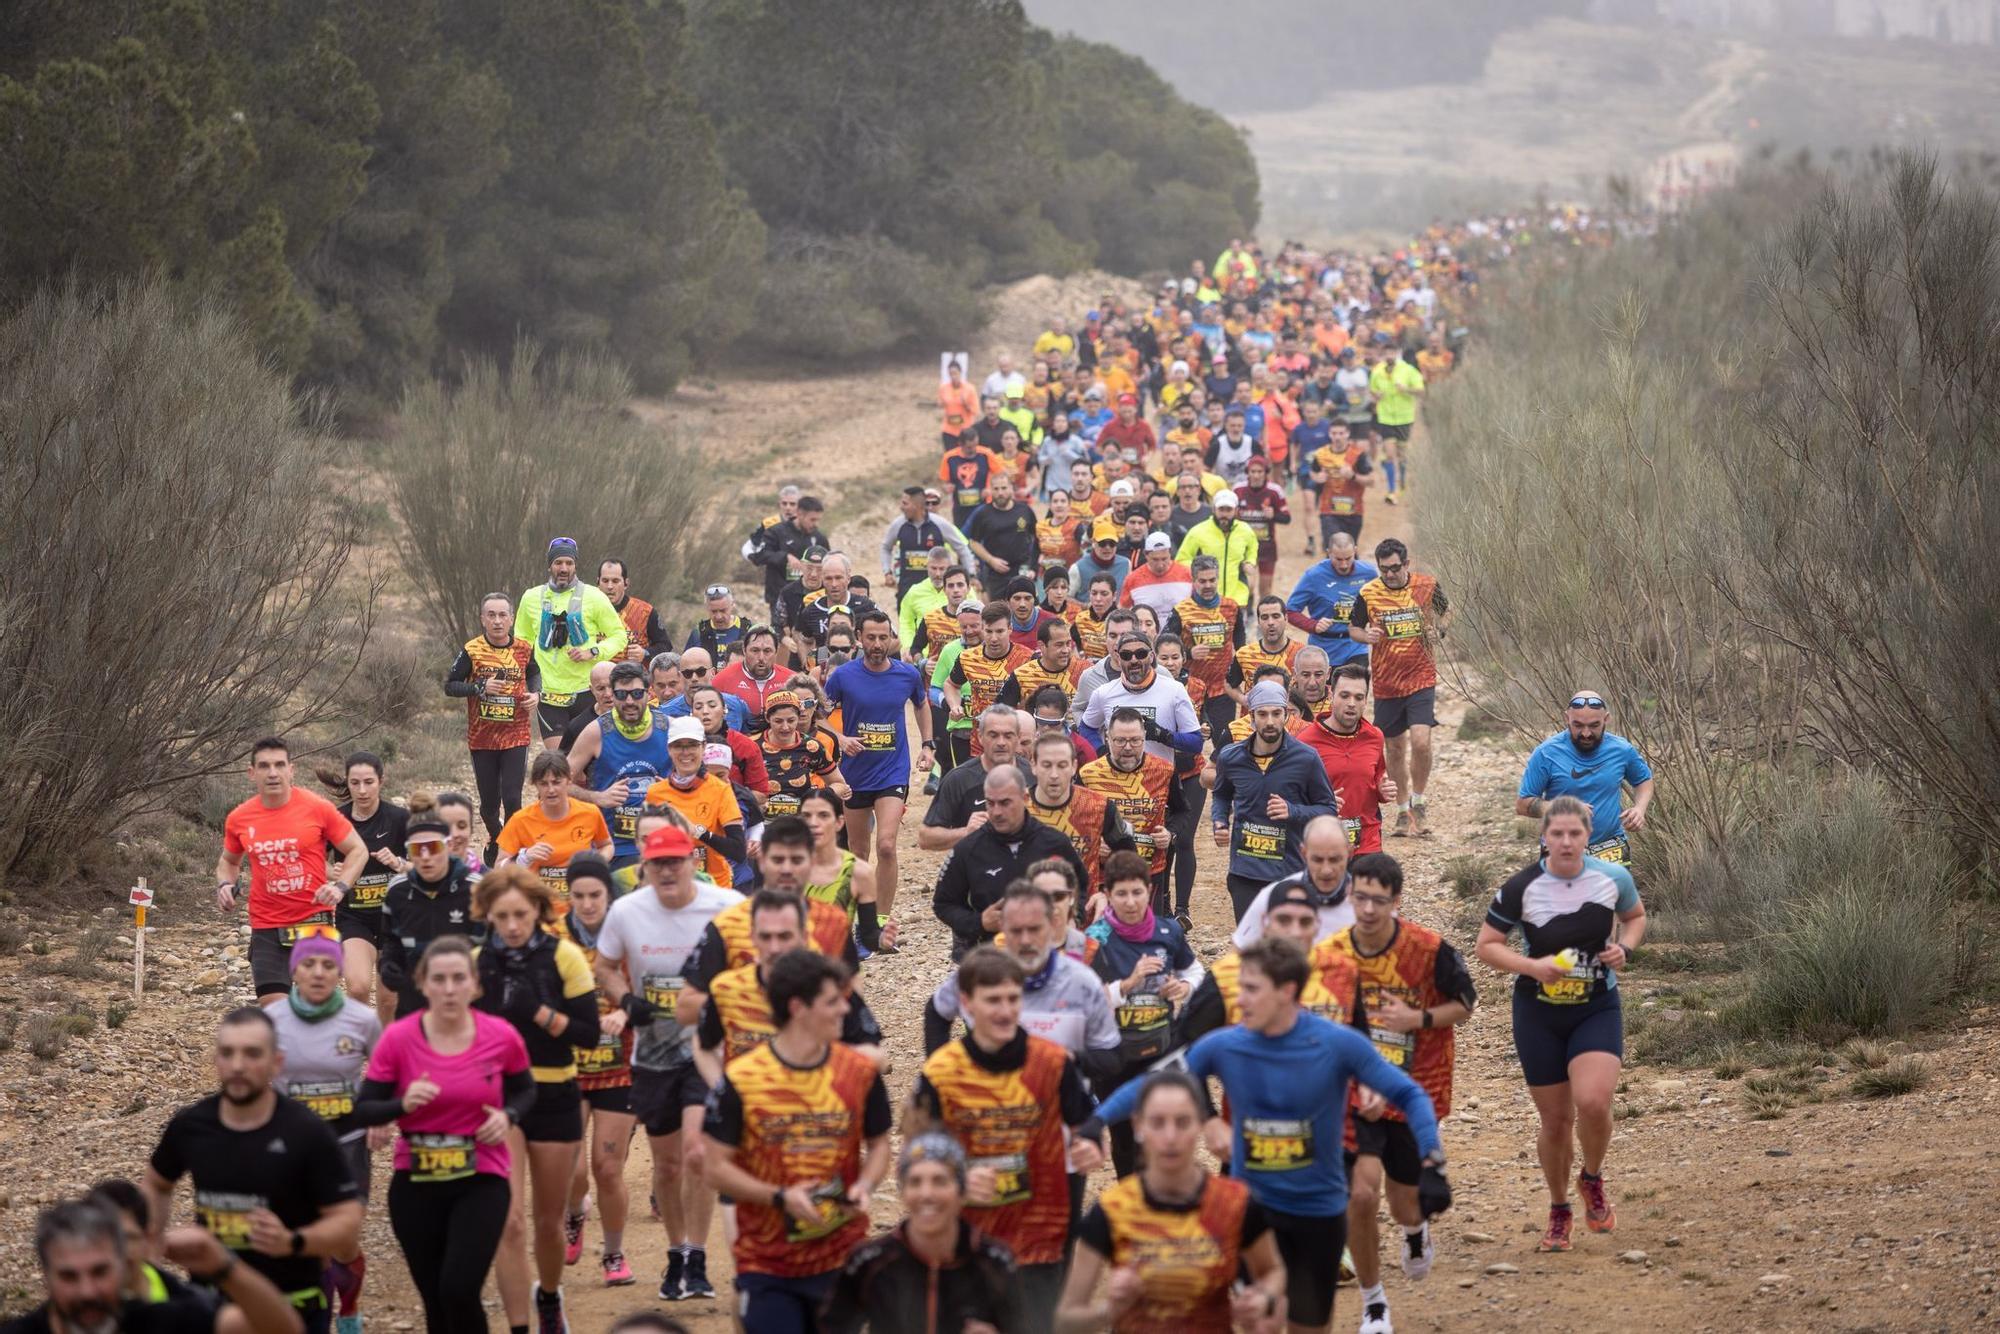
[
  {"x1": 939, "y1": 721, "x2": 973, "y2": 774},
  {"x1": 470, "y1": 746, "x2": 527, "y2": 851},
  {"x1": 1164, "y1": 774, "x2": 1206, "y2": 916},
  {"x1": 388, "y1": 1170, "x2": 509, "y2": 1334}
]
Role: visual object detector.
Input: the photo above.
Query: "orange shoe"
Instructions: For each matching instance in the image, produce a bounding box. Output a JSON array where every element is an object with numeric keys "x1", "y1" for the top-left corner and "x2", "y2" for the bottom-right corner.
[
  {"x1": 1577, "y1": 1170, "x2": 1616, "y2": 1233},
  {"x1": 1536, "y1": 1204, "x2": 1574, "y2": 1252}
]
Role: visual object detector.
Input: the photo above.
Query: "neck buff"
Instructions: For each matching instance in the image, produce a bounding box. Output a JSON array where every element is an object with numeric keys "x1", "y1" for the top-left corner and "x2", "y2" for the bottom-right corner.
[
  {"x1": 1110, "y1": 904, "x2": 1158, "y2": 943},
  {"x1": 287, "y1": 986, "x2": 345, "y2": 1022}
]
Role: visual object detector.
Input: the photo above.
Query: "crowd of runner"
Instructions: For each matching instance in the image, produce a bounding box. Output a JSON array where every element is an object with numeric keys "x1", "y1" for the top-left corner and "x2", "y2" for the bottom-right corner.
[{"x1": 16, "y1": 210, "x2": 1662, "y2": 1334}]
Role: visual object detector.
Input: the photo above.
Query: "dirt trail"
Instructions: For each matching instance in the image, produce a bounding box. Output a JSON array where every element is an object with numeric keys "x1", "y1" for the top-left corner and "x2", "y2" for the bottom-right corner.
[{"x1": 5, "y1": 284, "x2": 1997, "y2": 1332}]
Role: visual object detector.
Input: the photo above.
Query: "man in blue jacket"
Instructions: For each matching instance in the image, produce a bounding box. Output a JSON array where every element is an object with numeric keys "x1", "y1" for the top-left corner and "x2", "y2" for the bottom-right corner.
[
  {"x1": 1284, "y1": 531, "x2": 1377, "y2": 668},
  {"x1": 1211, "y1": 680, "x2": 1340, "y2": 922}
]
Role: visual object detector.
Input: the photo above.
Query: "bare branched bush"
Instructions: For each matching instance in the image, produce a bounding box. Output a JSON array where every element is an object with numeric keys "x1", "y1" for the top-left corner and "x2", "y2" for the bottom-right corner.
[
  {"x1": 0, "y1": 279, "x2": 371, "y2": 879},
  {"x1": 387, "y1": 339, "x2": 727, "y2": 645}
]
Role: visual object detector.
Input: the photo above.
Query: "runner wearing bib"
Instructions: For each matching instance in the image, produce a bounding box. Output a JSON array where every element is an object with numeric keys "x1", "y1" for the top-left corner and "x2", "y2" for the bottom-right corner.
[
  {"x1": 1475, "y1": 797, "x2": 1646, "y2": 1255},
  {"x1": 444, "y1": 592, "x2": 539, "y2": 863},
  {"x1": 1295, "y1": 664, "x2": 1397, "y2": 855},
  {"x1": 516, "y1": 538, "x2": 627, "y2": 747},
  {"x1": 333, "y1": 751, "x2": 408, "y2": 1025},
  {"x1": 565, "y1": 663, "x2": 672, "y2": 868},
  {"x1": 1347, "y1": 539, "x2": 1449, "y2": 838},
  {"x1": 1516, "y1": 691, "x2": 1655, "y2": 867},
  {"x1": 496, "y1": 750, "x2": 613, "y2": 932},
  {"x1": 557, "y1": 857, "x2": 638, "y2": 1286}
]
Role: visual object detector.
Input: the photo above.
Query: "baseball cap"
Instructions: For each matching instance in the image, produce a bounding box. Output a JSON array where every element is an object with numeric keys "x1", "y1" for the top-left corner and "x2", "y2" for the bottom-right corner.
[
  {"x1": 922, "y1": 486, "x2": 942, "y2": 501},
  {"x1": 803, "y1": 545, "x2": 829, "y2": 562},
  {"x1": 1085, "y1": 385, "x2": 1107, "y2": 400},
  {"x1": 1214, "y1": 489, "x2": 1241, "y2": 508},
  {"x1": 640, "y1": 825, "x2": 695, "y2": 861},
  {"x1": 1108, "y1": 479, "x2": 1135, "y2": 498},
  {"x1": 1116, "y1": 392, "x2": 1138, "y2": 406},
  {"x1": 667, "y1": 717, "x2": 705, "y2": 745},
  {"x1": 1084, "y1": 309, "x2": 1102, "y2": 322},
  {"x1": 1143, "y1": 532, "x2": 1171, "y2": 553},
  {"x1": 703, "y1": 743, "x2": 732, "y2": 768}
]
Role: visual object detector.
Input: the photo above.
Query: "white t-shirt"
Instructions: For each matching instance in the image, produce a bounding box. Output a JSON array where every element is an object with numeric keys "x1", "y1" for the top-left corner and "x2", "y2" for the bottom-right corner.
[
  {"x1": 596, "y1": 881, "x2": 742, "y2": 1069},
  {"x1": 1080, "y1": 672, "x2": 1201, "y2": 763},
  {"x1": 1230, "y1": 875, "x2": 1356, "y2": 951}
]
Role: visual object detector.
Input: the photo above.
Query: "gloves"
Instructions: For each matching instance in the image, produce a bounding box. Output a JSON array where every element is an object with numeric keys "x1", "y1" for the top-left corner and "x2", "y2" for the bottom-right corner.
[
  {"x1": 621, "y1": 992, "x2": 660, "y2": 1026},
  {"x1": 498, "y1": 975, "x2": 543, "y2": 1027},
  {"x1": 1418, "y1": 1162, "x2": 1453, "y2": 1219}
]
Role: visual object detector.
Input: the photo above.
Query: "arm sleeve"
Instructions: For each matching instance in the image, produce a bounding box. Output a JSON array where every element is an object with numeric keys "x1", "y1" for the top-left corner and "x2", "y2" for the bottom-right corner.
[
  {"x1": 514, "y1": 595, "x2": 536, "y2": 644},
  {"x1": 1075, "y1": 1204, "x2": 1113, "y2": 1258},
  {"x1": 1177, "y1": 973, "x2": 1225, "y2": 1044},
  {"x1": 1057, "y1": 1056, "x2": 1098, "y2": 1126},
  {"x1": 878, "y1": 519, "x2": 899, "y2": 574},
  {"x1": 683, "y1": 925, "x2": 726, "y2": 993},
  {"x1": 1100, "y1": 799, "x2": 1135, "y2": 851},
  {"x1": 554, "y1": 946, "x2": 601, "y2": 1049},
  {"x1": 376, "y1": 900, "x2": 409, "y2": 993},
  {"x1": 1348, "y1": 595, "x2": 1371, "y2": 629},
  {"x1": 1625, "y1": 744, "x2": 1654, "y2": 785},
  {"x1": 443, "y1": 648, "x2": 478, "y2": 696},
  {"x1": 707, "y1": 824, "x2": 748, "y2": 865},
  {"x1": 945, "y1": 524, "x2": 976, "y2": 577},
  {"x1": 1434, "y1": 941, "x2": 1478, "y2": 1010},
  {"x1": 844, "y1": 995, "x2": 885, "y2": 1047},
  {"x1": 696, "y1": 998, "x2": 724, "y2": 1051},
  {"x1": 931, "y1": 850, "x2": 982, "y2": 942},
  {"x1": 347, "y1": 1078, "x2": 408, "y2": 1127},
  {"x1": 922, "y1": 997, "x2": 954, "y2": 1055},
  {"x1": 501, "y1": 1067, "x2": 538, "y2": 1125},
  {"x1": 702, "y1": 1078, "x2": 744, "y2": 1145},
  {"x1": 862, "y1": 1073, "x2": 893, "y2": 1137},
  {"x1": 994, "y1": 674, "x2": 1022, "y2": 707}
]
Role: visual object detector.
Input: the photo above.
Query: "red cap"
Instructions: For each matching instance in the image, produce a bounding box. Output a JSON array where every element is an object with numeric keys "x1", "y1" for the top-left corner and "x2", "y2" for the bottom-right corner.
[
  {"x1": 1116, "y1": 392, "x2": 1138, "y2": 406},
  {"x1": 641, "y1": 825, "x2": 695, "y2": 861}
]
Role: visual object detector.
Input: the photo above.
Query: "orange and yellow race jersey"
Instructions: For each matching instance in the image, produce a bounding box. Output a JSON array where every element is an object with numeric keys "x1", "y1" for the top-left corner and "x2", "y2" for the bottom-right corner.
[
  {"x1": 1172, "y1": 597, "x2": 1241, "y2": 693},
  {"x1": 1079, "y1": 753, "x2": 1175, "y2": 875},
  {"x1": 1316, "y1": 920, "x2": 1458, "y2": 1120},
  {"x1": 918, "y1": 1036, "x2": 1075, "y2": 1265},
  {"x1": 1090, "y1": 1174, "x2": 1253, "y2": 1333},
  {"x1": 1029, "y1": 785, "x2": 1115, "y2": 891},
  {"x1": 717, "y1": 1041, "x2": 883, "y2": 1278},
  {"x1": 706, "y1": 963, "x2": 778, "y2": 1063},
  {"x1": 1008, "y1": 655, "x2": 1084, "y2": 707},
  {"x1": 461, "y1": 636, "x2": 536, "y2": 751},
  {"x1": 1233, "y1": 637, "x2": 1299, "y2": 692},
  {"x1": 707, "y1": 896, "x2": 852, "y2": 974},
  {"x1": 1354, "y1": 573, "x2": 1444, "y2": 700},
  {"x1": 572, "y1": 941, "x2": 633, "y2": 1090},
  {"x1": 1209, "y1": 949, "x2": 1360, "y2": 1028}
]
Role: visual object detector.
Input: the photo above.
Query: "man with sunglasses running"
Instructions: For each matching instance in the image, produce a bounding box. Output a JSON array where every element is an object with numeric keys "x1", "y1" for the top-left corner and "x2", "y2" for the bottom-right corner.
[
  {"x1": 1517, "y1": 691, "x2": 1655, "y2": 867},
  {"x1": 1077, "y1": 633, "x2": 1203, "y2": 768}
]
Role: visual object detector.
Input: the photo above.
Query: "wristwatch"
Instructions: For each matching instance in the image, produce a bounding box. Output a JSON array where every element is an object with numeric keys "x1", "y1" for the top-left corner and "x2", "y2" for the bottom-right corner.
[
  {"x1": 288, "y1": 1230, "x2": 305, "y2": 1257},
  {"x1": 1420, "y1": 1008, "x2": 1434, "y2": 1030},
  {"x1": 770, "y1": 1187, "x2": 786, "y2": 1211}
]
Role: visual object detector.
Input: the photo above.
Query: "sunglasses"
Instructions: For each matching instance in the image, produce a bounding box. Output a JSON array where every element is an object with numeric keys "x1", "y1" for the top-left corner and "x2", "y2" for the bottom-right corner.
[
  {"x1": 611, "y1": 687, "x2": 648, "y2": 701},
  {"x1": 1378, "y1": 562, "x2": 1406, "y2": 574},
  {"x1": 684, "y1": 666, "x2": 710, "y2": 677},
  {"x1": 1570, "y1": 694, "x2": 1607, "y2": 710},
  {"x1": 1118, "y1": 649, "x2": 1151, "y2": 662},
  {"x1": 405, "y1": 838, "x2": 448, "y2": 855}
]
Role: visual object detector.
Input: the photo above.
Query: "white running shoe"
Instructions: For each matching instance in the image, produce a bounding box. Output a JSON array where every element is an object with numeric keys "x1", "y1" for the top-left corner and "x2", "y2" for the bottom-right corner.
[
  {"x1": 1400, "y1": 1222, "x2": 1434, "y2": 1281},
  {"x1": 1338, "y1": 1246, "x2": 1356, "y2": 1284},
  {"x1": 1358, "y1": 1299, "x2": 1394, "y2": 1334}
]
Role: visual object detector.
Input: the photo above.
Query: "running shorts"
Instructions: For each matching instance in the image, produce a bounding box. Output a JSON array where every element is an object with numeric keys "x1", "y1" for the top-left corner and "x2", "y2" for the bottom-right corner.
[
  {"x1": 334, "y1": 903, "x2": 382, "y2": 948},
  {"x1": 1265, "y1": 1207, "x2": 1348, "y2": 1328},
  {"x1": 632, "y1": 1064, "x2": 711, "y2": 1138},
  {"x1": 582, "y1": 1083, "x2": 632, "y2": 1116},
  {"x1": 846, "y1": 786, "x2": 909, "y2": 809},
  {"x1": 1350, "y1": 1116, "x2": 1423, "y2": 1187},
  {"x1": 249, "y1": 915, "x2": 339, "y2": 997},
  {"x1": 536, "y1": 690, "x2": 593, "y2": 739},
  {"x1": 519, "y1": 1079, "x2": 584, "y2": 1144},
  {"x1": 1373, "y1": 686, "x2": 1437, "y2": 738},
  {"x1": 1511, "y1": 986, "x2": 1623, "y2": 1087}
]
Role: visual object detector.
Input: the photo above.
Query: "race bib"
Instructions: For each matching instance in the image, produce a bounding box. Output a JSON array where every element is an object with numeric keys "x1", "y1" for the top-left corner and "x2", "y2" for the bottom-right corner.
[
  {"x1": 408, "y1": 1133, "x2": 477, "y2": 1183},
  {"x1": 905, "y1": 550, "x2": 930, "y2": 570},
  {"x1": 349, "y1": 872, "x2": 391, "y2": 910},
  {"x1": 537, "y1": 864, "x2": 571, "y2": 916},
  {"x1": 1341, "y1": 817, "x2": 1362, "y2": 847},
  {"x1": 970, "y1": 1153, "x2": 1032, "y2": 1208},
  {"x1": 1329, "y1": 495, "x2": 1357, "y2": 515},
  {"x1": 277, "y1": 914, "x2": 337, "y2": 946},
  {"x1": 1587, "y1": 836, "x2": 1630, "y2": 865},
  {"x1": 857, "y1": 722, "x2": 896, "y2": 751},
  {"x1": 476, "y1": 692, "x2": 518, "y2": 723},
  {"x1": 1190, "y1": 622, "x2": 1228, "y2": 650},
  {"x1": 1235, "y1": 820, "x2": 1285, "y2": 862},
  {"x1": 1241, "y1": 1118, "x2": 1314, "y2": 1172},
  {"x1": 764, "y1": 791, "x2": 803, "y2": 817},
  {"x1": 193, "y1": 1192, "x2": 264, "y2": 1250},
  {"x1": 641, "y1": 973, "x2": 685, "y2": 1010},
  {"x1": 1116, "y1": 993, "x2": 1172, "y2": 1034},
  {"x1": 1538, "y1": 953, "x2": 1603, "y2": 1005},
  {"x1": 575, "y1": 1041, "x2": 623, "y2": 1075},
  {"x1": 1380, "y1": 608, "x2": 1424, "y2": 641},
  {"x1": 541, "y1": 689, "x2": 579, "y2": 709},
  {"x1": 956, "y1": 487, "x2": 982, "y2": 508},
  {"x1": 784, "y1": 1178, "x2": 853, "y2": 1242},
  {"x1": 289, "y1": 1079, "x2": 355, "y2": 1122}
]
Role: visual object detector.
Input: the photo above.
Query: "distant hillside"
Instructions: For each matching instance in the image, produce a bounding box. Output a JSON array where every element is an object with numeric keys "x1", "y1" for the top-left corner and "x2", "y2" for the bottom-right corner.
[{"x1": 1018, "y1": 0, "x2": 1589, "y2": 111}]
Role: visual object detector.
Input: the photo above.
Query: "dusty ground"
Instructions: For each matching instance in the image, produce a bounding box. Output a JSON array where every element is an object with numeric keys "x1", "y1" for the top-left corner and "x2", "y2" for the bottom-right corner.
[{"x1": 5, "y1": 278, "x2": 1998, "y2": 1332}]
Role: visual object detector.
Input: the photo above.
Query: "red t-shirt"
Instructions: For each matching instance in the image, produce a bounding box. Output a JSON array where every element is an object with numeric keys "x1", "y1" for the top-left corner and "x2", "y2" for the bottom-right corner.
[
  {"x1": 223, "y1": 790, "x2": 356, "y2": 929},
  {"x1": 1297, "y1": 718, "x2": 1389, "y2": 853}
]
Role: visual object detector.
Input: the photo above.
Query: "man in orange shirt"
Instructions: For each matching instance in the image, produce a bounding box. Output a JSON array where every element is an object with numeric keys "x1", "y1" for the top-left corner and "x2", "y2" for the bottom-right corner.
[
  {"x1": 1347, "y1": 538, "x2": 1451, "y2": 838},
  {"x1": 938, "y1": 360, "x2": 982, "y2": 449}
]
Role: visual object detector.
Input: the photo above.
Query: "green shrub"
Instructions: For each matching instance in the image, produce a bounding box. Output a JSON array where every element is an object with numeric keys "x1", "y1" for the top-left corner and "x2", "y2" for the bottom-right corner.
[{"x1": 1850, "y1": 1056, "x2": 1928, "y2": 1099}]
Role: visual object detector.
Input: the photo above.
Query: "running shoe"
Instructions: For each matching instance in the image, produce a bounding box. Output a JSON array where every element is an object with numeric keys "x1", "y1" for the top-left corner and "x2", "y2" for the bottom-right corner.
[
  {"x1": 923, "y1": 774, "x2": 940, "y2": 797},
  {"x1": 681, "y1": 1248, "x2": 715, "y2": 1300},
  {"x1": 601, "y1": 1253, "x2": 634, "y2": 1287},
  {"x1": 1577, "y1": 1170, "x2": 1616, "y2": 1233},
  {"x1": 1174, "y1": 911, "x2": 1194, "y2": 934},
  {"x1": 1304, "y1": 537, "x2": 1316, "y2": 556},
  {"x1": 1400, "y1": 1221, "x2": 1434, "y2": 1281},
  {"x1": 657, "y1": 1249, "x2": 685, "y2": 1302},
  {"x1": 1390, "y1": 808, "x2": 1414, "y2": 838},
  {"x1": 532, "y1": 1285, "x2": 566, "y2": 1334},
  {"x1": 1358, "y1": 1300, "x2": 1393, "y2": 1334},
  {"x1": 1537, "y1": 1204, "x2": 1574, "y2": 1253},
  {"x1": 1338, "y1": 1246, "x2": 1356, "y2": 1284},
  {"x1": 1409, "y1": 797, "x2": 1430, "y2": 839},
  {"x1": 562, "y1": 1211, "x2": 585, "y2": 1266},
  {"x1": 333, "y1": 1317, "x2": 362, "y2": 1334},
  {"x1": 1384, "y1": 493, "x2": 1399, "y2": 506}
]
